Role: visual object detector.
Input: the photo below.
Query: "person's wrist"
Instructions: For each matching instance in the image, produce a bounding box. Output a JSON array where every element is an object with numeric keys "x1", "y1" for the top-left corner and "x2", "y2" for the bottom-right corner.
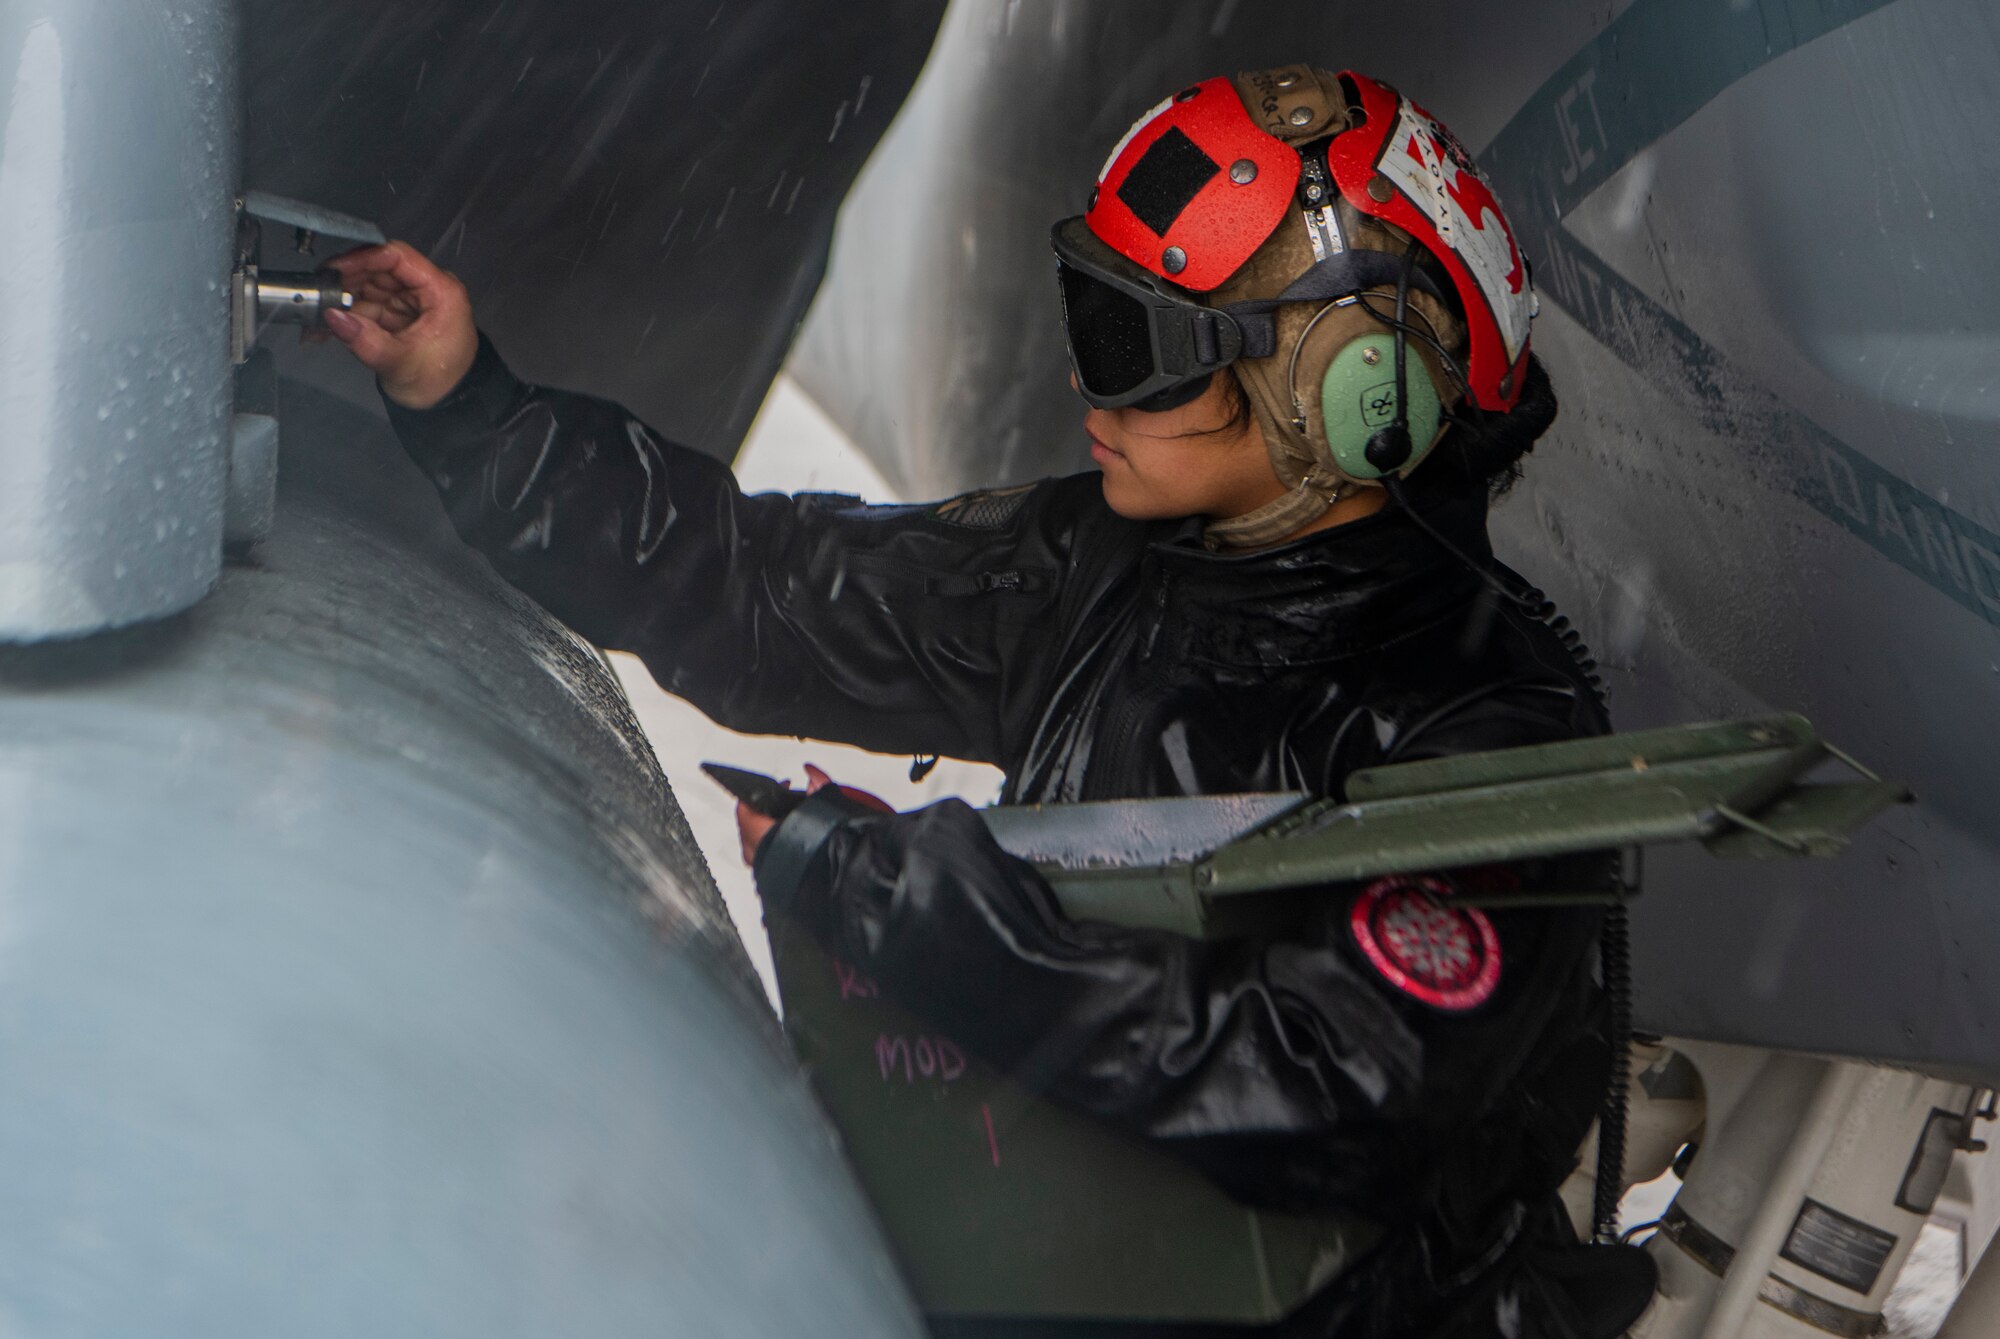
[
  {"x1": 752, "y1": 789, "x2": 879, "y2": 914},
  {"x1": 379, "y1": 337, "x2": 479, "y2": 411}
]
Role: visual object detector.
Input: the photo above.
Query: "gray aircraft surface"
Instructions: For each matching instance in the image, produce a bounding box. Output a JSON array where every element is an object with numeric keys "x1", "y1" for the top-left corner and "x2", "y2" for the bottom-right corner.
[{"x1": 2, "y1": 0, "x2": 1995, "y2": 1334}]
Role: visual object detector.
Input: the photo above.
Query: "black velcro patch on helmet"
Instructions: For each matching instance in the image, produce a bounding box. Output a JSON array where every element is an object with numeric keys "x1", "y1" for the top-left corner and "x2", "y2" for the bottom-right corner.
[{"x1": 1116, "y1": 127, "x2": 1220, "y2": 237}]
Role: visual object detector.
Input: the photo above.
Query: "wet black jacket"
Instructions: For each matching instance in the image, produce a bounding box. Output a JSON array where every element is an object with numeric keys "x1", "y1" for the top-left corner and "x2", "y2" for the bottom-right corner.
[{"x1": 389, "y1": 337, "x2": 1623, "y2": 1336}]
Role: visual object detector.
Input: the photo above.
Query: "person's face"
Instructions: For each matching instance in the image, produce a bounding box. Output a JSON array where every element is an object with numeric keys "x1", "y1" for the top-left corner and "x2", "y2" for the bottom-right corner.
[{"x1": 1080, "y1": 373, "x2": 1285, "y2": 522}]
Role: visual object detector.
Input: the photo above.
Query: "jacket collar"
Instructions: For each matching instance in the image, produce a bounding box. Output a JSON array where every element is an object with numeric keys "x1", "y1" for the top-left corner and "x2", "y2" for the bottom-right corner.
[{"x1": 1143, "y1": 487, "x2": 1492, "y2": 666}]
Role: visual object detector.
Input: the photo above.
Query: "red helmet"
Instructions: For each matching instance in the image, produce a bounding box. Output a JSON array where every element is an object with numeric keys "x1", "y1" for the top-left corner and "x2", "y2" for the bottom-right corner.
[{"x1": 1059, "y1": 69, "x2": 1533, "y2": 415}]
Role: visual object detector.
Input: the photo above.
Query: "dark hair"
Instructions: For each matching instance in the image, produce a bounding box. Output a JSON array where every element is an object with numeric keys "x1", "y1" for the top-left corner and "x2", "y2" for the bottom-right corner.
[
  {"x1": 1426, "y1": 354, "x2": 1558, "y2": 500},
  {"x1": 1171, "y1": 356, "x2": 1557, "y2": 501},
  {"x1": 1173, "y1": 368, "x2": 1257, "y2": 440}
]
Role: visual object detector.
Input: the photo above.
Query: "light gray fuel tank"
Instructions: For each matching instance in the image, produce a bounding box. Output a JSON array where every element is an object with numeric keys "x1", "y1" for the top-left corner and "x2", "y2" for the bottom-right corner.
[
  {"x1": 0, "y1": 0, "x2": 239, "y2": 639},
  {"x1": 0, "y1": 384, "x2": 921, "y2": 1337}
]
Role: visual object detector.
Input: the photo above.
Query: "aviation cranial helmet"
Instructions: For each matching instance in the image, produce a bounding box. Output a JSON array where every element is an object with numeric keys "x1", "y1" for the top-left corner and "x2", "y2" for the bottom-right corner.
[{"x1": 1053, "y1": 66, "x2": 1536, "y2": 546}]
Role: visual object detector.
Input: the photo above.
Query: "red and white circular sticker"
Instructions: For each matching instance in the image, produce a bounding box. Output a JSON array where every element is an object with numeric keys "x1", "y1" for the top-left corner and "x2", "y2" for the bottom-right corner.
[{"x1": 1349, "y1": 876, "x2": 1502, "y2": 1011}]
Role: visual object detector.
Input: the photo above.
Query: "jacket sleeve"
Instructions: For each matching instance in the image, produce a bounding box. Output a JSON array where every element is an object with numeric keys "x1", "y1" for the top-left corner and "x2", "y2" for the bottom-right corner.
[
  {"x1": 767, "y1": 796, "x2": 1606, "y2": 1221},
  {"x1": 384, "y1": 335, "x2": 1097, "y2": 762}
]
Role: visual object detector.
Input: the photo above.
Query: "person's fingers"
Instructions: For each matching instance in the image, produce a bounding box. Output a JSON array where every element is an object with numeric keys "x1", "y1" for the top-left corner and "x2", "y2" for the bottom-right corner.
[
  {"x1": 361, "y1": 298, "x2": 421, "y2": 336},
  {"x1": 348, "y1": 287, "x2": 421, "y2": 328},
  {"x1": 329, "y1": 242, "x2": 462, "y2": 311},
  {"x1": 347, "y1": 298, "x2": 410, "y2": 330},
  {"x1": 803, "y1": 762, "x2": 894, "y2": 813},
  {"x1": 335, "y1": 258, "x2": 430, "y2": 334},
  {"x1": 736, "y1": 800, "x2": 779, "y2": 867},
  {"x1": 354, "y1": 273, "x2": 420, "y2": 304},
  {"x1": 349, "y1": 280, "x2": 403, "y2": 309},
  {"x1": 322, "y1": 305, "x2": 372, "y2": 349},
  {"x1": 322, "y1": 306, "x2": 398, "y2": 372},
  {"x1": 351, "y1": 280, "x2": 433, "y2": 322},
  {"x1": 321, "y1": 241, "x2": 475, "y2": 407},
  {"x1": 355, "y1": 283, "x2": 417, "y2": 313},
  {"x1": 375, "y1": 240, "x2": 459, "y2": 299}
]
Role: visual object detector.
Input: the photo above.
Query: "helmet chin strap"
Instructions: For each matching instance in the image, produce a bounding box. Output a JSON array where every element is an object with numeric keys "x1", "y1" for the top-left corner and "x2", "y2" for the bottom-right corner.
[{"x1": 1202, "y1": 470, "x2": 1346, "y2": 551}]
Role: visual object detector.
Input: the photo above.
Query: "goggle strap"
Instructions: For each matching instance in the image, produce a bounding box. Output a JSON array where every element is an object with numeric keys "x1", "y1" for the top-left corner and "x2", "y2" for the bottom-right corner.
[
  {"x1": 1218, "y1": 249, "x2": 1451, "y2": 360},
  {"x1": 1233, "y1": 314, "x2": 1279, "y2": 360}
]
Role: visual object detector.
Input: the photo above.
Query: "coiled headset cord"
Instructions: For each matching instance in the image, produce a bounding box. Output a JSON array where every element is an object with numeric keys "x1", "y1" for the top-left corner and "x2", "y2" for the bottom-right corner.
[
  {"x1": 1333, "y1": 229, "x2": 1633, "y2": 1247},
  {"x1": 1377, "y1": 474, "x2": 1632, "y2": 1248},
  {"x1": 1593, "y1": 906, "x2": 1634, "y2": 1245}
]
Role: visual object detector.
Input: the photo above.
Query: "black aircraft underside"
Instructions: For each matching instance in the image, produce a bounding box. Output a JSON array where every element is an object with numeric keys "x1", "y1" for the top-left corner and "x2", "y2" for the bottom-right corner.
[
  {"x1": 246, "y1": 0, "x2": 2000, "y2": 1081},
  {"x1": 245, "y1": 0, "x2": 947, "y2": 461}
]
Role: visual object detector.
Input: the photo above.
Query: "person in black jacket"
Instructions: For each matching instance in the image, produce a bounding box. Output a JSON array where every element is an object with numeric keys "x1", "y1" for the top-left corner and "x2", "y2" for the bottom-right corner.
[{"x1": 325, "y1": 63, "x2": 1651, "y2": 1339}]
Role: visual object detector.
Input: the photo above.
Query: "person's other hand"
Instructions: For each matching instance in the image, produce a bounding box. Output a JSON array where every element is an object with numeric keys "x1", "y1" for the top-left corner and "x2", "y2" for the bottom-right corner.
[
  {"x1": 320, "y1": 241, "x2": 479, "y2": 410},
  {"x1": 735, "y1": 764, "x2": 893, "y2": 867}
]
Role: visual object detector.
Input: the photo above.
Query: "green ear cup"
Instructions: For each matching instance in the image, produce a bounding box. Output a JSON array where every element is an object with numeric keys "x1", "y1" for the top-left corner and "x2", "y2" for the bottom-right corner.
[{"x1": 1319, "y1": 333, "x2": 1443, "y2": 479}]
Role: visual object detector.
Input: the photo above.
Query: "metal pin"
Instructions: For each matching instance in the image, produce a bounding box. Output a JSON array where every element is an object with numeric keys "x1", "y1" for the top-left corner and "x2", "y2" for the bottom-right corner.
[
  {"x1": 1362, "y1": 348, "x2": 1381, "y2": 365},
  {"x1": 1162, "y1": 246, "x2": 1187, "y2": 274},
  {"x1": 1289, "y1": 106, "x2": 1313, "y2": 126},
  {"x1": 1368, "y1": 175, "x2": 1394, "y2": 202},
  {"x1": 1229, "y1": 159, "x2": 1257, "y2": 185}
]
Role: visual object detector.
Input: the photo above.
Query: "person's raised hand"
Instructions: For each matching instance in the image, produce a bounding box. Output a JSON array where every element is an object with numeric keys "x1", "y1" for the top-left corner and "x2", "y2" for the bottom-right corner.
[{"x1": 320, "y1": 241, "x2": 479, "y2": 410}]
